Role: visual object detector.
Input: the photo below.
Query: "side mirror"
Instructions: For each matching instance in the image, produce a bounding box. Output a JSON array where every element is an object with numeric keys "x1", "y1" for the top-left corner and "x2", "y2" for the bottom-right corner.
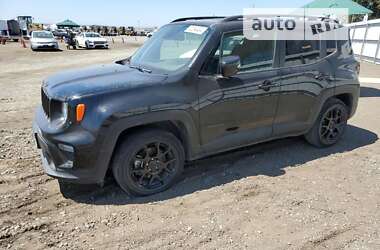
[{"x1": 221, "y1": 55, "x2": 240, "y2": 77}]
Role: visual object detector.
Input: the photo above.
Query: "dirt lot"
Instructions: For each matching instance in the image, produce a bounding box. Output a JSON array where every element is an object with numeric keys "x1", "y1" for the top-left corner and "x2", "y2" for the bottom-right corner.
[{"x1": 0, "y1": 39, "x2": 379, "y2": 250}]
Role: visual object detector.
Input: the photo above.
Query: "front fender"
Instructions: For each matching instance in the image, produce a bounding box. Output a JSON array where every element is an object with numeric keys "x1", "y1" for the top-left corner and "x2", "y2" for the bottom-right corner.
[{"x1": 94, "y1": 109, "x2": 201, "y2": 181}]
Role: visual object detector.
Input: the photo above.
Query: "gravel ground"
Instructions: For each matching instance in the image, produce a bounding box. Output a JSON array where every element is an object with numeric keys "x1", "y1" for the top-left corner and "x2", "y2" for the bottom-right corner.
[{"x1": 0, "y1": 38, "x2": 379, "y2": 250}]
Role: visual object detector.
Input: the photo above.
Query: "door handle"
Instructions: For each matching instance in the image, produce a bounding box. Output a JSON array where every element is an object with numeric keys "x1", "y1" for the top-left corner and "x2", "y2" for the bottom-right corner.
[{"x1": 258, "y1": 80, "x2": 274, "y2": 92}]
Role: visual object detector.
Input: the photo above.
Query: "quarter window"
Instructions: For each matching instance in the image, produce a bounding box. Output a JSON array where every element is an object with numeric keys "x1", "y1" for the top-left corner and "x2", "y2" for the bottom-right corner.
[{"x1": 284, "y1": 40, "x2": 321, "y2": 66}]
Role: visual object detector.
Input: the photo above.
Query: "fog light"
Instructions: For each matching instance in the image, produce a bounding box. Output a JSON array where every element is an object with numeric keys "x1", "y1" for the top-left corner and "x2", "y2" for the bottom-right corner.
[{"x1": 58, "y1": 161, "x2": 73, "y2": 169}]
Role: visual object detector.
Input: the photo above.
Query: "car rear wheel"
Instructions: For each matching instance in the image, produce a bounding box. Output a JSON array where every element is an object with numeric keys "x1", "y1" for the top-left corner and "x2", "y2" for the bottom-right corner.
[
  {"x1": 112, "y1": 129, "x2": 185, "y2": 196},
  {"x1": 305, "y1": 98, "x2": 348, "y2": 147}
]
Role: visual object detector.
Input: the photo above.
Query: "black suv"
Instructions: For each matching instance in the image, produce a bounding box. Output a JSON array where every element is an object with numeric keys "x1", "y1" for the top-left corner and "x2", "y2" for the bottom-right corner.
[{"x1": 33, "y1": 16, "x2": 360, "y2": 196}]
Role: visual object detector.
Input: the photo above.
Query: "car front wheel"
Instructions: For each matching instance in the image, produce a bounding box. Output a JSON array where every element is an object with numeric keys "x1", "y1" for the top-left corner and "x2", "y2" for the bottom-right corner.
[
  {"x1": 112, "y1": 129, "x2": 185, "y2": 196},
  {"x1": 305, "y1": 98, "x2": 348, "y2": 147}
]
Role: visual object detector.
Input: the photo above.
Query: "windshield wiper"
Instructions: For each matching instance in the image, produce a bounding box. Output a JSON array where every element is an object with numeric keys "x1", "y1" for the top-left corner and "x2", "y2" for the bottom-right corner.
[{"x1": 129, "y1": 64, "x2": 152, "y2": 73}]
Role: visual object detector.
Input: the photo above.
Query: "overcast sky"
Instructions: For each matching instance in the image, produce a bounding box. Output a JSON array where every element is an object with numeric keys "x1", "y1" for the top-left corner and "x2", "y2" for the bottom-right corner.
[{"x1": 0, "y1": 0, "x2": 310, "y2": 27}]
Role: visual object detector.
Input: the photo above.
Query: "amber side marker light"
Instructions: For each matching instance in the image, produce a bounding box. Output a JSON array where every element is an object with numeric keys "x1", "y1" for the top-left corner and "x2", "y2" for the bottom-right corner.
[{"x1": 76, "y1": 104, "x2": 86, "y2": 122}]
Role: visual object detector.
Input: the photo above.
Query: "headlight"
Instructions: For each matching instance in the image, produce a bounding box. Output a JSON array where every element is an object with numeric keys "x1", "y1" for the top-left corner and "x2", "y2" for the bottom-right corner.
[
  {"x1": 54, "y1": 102, "x2": 68, "y2": 127},
  {"x1": 62, "y1": 102, "x2": 68, "y2": 121}
]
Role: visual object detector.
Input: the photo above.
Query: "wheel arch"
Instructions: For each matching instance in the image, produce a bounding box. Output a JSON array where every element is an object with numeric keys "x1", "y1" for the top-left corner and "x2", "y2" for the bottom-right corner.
[
  {"x1": 334, "y1": 93, "x2": 353, "y2": 115},
  {"x1": 308, "y1": 86, "x2": 358, "y2": 132},
  {"x1": 112, "y1": 120, "x2": 191, "y2": 160},
  {"x1": 96, "y1": 110, "x2": 201, "y2": 180}
]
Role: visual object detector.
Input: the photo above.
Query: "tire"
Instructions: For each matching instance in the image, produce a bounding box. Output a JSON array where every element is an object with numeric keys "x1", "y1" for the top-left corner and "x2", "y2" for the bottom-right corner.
[
  {"x1": 305, "y1": 98, "x2": 348, "y2": 147},
  {"x1": 112, "y1": 129, "x2": 185, "y2": 196}
]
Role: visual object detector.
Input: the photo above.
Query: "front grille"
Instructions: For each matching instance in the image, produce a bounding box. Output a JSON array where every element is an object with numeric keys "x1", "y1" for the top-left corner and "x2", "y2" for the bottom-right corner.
[
  {"x1": 41, "y1": 88, "x2": 63, "y2": 121},
  {"x1": 94, "y1": 41, "x2": 106, "y2": 45},
  {"x1": 41, "y1": 88, "x2": 50, "y2": 118}
]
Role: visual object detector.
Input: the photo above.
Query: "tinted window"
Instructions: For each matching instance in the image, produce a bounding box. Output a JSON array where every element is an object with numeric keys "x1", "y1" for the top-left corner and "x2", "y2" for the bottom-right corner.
[
  {"x1": 222, "y1": 32, "x2": 275, "y2": 72},
  {"x1": 284, "y1": 40, "x2": 321, "y2": 66}
]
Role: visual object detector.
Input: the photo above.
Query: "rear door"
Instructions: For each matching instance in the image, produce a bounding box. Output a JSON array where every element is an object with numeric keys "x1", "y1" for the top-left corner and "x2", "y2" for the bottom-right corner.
[
  {"x1": 197, "y1": 30, "x2": 281, "y2": 153},
  {"x1": 273, "y1": 39, "x2": 335, "y2": 136}
]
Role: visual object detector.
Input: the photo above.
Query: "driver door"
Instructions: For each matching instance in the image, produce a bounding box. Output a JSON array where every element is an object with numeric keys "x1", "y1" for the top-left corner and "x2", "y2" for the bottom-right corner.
[{"x1": 197, "y1": 30, "x2": 281, "y2": 153}]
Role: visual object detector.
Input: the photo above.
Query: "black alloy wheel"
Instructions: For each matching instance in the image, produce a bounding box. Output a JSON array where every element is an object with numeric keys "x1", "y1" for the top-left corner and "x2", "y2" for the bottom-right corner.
[
  {"x1": 112, "y1": 129, "x2": 185, "y2": 196},
  {"x1": 305, "y1": 98, "x2": 348, "y2": 147},
  {"x1": 319, "y1": 105, "x2": 346, "y2": 145},
  {"x1": 130, "y1": 142, "x2": 177, "y2": 190}
]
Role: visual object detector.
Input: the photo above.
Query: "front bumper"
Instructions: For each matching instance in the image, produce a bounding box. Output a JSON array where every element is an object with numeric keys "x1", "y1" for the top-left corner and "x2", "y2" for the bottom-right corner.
[
  {"x1": 87, "y1": 43, "x2": 108, "y2": 48},
  {"x1": 33, "y1": 107, "x2": 106, "y2": 184},
  {"x1": 31, "y1": 43, "x2": 59, "y2": 50}
]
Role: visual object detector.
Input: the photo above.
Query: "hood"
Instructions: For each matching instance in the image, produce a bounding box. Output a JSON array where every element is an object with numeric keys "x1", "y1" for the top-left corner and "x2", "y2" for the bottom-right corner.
[
  {"x1": 43, "y1": 63, "x2": 167, "y2": 100},
  {"x1": 86, "y1": 37, "x2": 107, "y2": 42},
  {"x1": 31, "y1": 37, "x2": 56, "y2": 43}
]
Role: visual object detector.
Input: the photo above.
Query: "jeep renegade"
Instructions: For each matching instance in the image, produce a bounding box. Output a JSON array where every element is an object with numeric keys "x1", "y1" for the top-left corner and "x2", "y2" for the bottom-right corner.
[{"x1": 33, "y1": 16, "x2": 360, "y2": 196}]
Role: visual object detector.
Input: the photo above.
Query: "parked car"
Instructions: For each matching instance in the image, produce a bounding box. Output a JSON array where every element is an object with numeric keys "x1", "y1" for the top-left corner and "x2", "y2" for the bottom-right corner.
[
  {"x1": 30, "y1": 31, "x2": 59, "y2": 50},
  {"x1": 52, "y1": 29, "x2": 68, "y2": 39},
  {"x1": 33, "y1": 16, "x2": 360, "y2": 196},
  {"x1": 75, "y1": 32, "x2": 108, "y2": 49}
]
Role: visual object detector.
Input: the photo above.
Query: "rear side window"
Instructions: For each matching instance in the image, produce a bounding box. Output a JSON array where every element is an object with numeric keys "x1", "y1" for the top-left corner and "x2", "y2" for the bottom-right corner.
[{"x1": 284, "y1": 40, "x2": 321, "y2": 66}]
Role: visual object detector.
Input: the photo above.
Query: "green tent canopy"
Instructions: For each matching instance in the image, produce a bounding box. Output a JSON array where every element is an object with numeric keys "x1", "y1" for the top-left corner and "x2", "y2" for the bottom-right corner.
[
  {"x1": 56, "y1": 19, "x2": 80, "y2": 28},
  {"x1": 305, "y1": 0, "x2": 373, "y2": 15}
]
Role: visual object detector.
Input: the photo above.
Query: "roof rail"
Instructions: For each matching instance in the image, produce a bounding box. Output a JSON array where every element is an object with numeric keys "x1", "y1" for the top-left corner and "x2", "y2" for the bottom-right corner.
[
  {"x1": 222, "y1": 15, "x2": 244, "y2": 22},
  {"x1": 171, "y1": 16, "x2": 225, "y2": 23}
]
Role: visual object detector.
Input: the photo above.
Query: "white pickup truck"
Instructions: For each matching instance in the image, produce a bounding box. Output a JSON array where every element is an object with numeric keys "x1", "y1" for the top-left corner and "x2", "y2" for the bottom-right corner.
[{"x1": 75, "y1": 32, "x2": 108, "y2": 49}]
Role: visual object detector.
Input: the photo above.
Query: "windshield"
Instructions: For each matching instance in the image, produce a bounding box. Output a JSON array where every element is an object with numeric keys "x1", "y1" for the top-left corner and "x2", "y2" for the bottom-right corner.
[
  {"x1": 33, "y1": 32, "x2": 54, "y2": 38},
  {"x1": 129, "y1": 24, "x2": 210, "y2": 73},
  {"x1": 85, "y1": 33, "x2": 101, "y2": 38}
]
